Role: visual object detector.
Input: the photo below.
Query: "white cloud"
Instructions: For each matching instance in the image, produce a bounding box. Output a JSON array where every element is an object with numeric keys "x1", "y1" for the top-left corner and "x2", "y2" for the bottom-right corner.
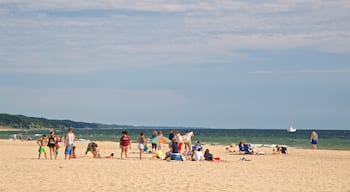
[{"x1": 0, "y1": 0, "x2": 349, "y2": 74}]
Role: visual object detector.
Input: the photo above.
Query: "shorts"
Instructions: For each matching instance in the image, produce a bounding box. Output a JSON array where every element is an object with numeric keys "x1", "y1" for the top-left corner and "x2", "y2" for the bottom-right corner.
[
  {"x1": 65, "y1": 144, "x2": 74, "y2": 155},
  {"x1": 138, "y1": 143, "x2": 144, "y2": 150},
  {"x1": 178, "y1": 142, "x2": 183, "y2": 151},
  {"x1": 311, "y1": 140, "x2": 318, "y2": 145},
  {"x1": 39, "y1": 146, "x2": 46, "y2": 153}
]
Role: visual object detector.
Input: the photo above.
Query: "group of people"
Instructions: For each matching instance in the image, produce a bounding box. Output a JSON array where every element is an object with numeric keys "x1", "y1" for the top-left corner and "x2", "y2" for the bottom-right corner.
[
  {"x1": 231, "y1": 130, "x2": 319, "y2": 155},
  {"x1": 130, "y1": 130, "x2": 214, "y2": 161},
  {"x1": 37, "y1": 128, "x2": 77, "y2": 160},
  {"x1": 36, "y1": 128, "x2": 319, "y2": 160}
]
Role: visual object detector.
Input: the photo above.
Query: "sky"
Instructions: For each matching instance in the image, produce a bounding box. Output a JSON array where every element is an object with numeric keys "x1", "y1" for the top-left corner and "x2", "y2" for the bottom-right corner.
[{"x1": 0, "y1": 0, "x2": 349, "y2": 129}]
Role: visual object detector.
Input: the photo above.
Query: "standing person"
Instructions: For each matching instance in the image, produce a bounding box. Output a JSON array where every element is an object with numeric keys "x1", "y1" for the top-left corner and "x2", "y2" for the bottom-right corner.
[
  {"x1": 157, "y1": 131, "x2": 163, "y2": 150},
  {"x1": 37, "y1": 135, "x2": 47, "y2": 159},
  {"x1": 310, "y1": 130, "x2": 318, "y2": 150},
  {"x1": 55, "y1": 142, "x2": 60, "y2": 158},
  {"x1": 175, "y1": 130, "x2": 183, "y2": 153},
  {"x1": 64, "y1": 127, "x2": 76, "y2": 160},
  {"x1": 120, "y1": 131, "x2": 131, "y2": 159},
  {"x1": 184, "y1": 130, "x2": 194, "y2": 152},
  {"x1": 137, "y1": 132, "x2": 146, "y2": 160},
  {"x1": 168, "y1": 129, "x2": 175, "y2": 141},
  {"x1": 47, "y1": 131, "x2": 57, "y2": 160},
  {"x1": 151, "y1": 130, "x2": 158, "y2": 153}
]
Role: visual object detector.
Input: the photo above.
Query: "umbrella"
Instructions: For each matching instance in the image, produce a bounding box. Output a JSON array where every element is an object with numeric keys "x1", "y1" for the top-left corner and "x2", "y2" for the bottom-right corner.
[{"x1": 149, "y1": 135, "x2": 171, "y2": 144}]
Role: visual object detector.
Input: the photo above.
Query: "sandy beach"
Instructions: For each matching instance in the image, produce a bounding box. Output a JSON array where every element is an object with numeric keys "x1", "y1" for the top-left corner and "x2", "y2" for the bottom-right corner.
[{"x1": 0, "y1": 139, "x2": 349, "y2": 192}]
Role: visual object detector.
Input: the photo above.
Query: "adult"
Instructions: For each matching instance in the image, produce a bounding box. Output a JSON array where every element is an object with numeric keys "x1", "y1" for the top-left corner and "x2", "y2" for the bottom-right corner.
[
  {"x1": 192, "y1": 148, "x2": 202, "y2": 161},
  {"x1": 184, "y1": 131, "x2": 194, "y2": 152},
  {"x1": 310, "y1": 130, "x2": 318, "y2": 150},
  {"x1": 120, "y1": 131, "x2": 131, "y2": 159},
  {"x1": 151, "y1": 130, "x2": 158, "y2": 153},
  {"x1": 64, "y1": 127, "x2": 76, "y2": 160},
  {"x1": 192, "y1": 140, "x2": 203, "y2": 151},
  {"x1": 175, "y1": 130, "x2": 183, "y2": 153},
  {"x1": 165, "y1": 138, "x2": 179, "y2": 160},
  {"x1": 47, "y1": 131, "x2": 57, "y2": 160},
  {"x1": 157, "y1": 131, "x2": 163, "y2": 150},
  {"x1": 168, "y1": 129, "x2": 175, "y2": 141}
]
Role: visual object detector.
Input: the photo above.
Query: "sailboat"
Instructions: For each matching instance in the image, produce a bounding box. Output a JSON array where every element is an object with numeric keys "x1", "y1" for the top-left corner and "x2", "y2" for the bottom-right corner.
[{"x1": 287, "y1": 125, "x2": 296, "y2": 133}]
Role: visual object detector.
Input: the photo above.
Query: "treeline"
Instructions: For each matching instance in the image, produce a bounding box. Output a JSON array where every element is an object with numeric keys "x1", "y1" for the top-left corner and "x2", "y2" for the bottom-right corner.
[{"x1": 0, "y1": 113, "x2": 128, "y2": 129}]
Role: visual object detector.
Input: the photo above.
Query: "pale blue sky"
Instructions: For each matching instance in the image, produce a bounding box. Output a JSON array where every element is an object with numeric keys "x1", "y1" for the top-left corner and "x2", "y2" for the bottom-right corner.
[{"x1": 0, "y1": 1, "x2": 349, "y2": 129}]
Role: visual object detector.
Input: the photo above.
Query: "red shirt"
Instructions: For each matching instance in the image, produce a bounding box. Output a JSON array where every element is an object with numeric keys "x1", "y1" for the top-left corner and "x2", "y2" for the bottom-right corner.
[{"x1": 120, "y1": 135, "x2": 131, "y2": 146}]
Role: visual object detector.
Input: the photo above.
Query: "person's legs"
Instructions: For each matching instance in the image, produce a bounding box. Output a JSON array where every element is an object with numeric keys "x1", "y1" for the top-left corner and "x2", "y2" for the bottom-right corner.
[
  {"x1": 121, "y1": 146, "x2": 127, "y2": 159},
  {"x1": 49, "y1": 147, "x2": 56, "y2": 160},
  {"x1": 139, "y1": 149, "x2": 142, "y2": 160},
  {"x1": 124, "y1": 146, "x2": 128, "y2": 158},
  {"x1": 65, "y1": 147, "x2": 72, "y2": 160}
]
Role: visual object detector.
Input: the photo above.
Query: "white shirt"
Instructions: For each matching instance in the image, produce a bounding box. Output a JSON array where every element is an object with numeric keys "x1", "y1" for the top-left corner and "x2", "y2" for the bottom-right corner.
[
  {"x1": 193, "y1": 151, "x2": 202, "y2": 161},
  {"x1": 67, "y1": 133, "x2": 75, "y2": 145}
]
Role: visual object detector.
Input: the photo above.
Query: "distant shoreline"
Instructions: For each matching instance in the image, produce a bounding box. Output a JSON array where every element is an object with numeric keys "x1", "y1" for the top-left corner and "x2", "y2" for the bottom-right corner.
[{"x1": 0, "y1": 126, "x2": 51, "y2": 131}]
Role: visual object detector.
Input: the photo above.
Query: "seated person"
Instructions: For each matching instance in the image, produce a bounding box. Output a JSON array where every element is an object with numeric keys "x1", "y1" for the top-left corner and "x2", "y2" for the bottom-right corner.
[
  {"x1": 192, "y1": 148, "x2": 202, "y2": 161},
  {"x1": 192, "y1": 141, "x2": 203, "y2": 151},
  {"x1": 85, "y1": 142, "x2": 96, "y2": 155},
  {"x1": 226, "y1": 143, "x2": 236, "y2": 152},
  {"x1": 204, "y1": 149, "x2": 213, "y2": 161},
  {"x1": 165, "y1": 138, "x2": 179, "y2": 160},
  {"x1": 280, "y1": 146, "x2": 288, "y2": 154},
  {"x1": 238, "y1": 141, "x2": 245, "y2": 152},
  {"x1": 91, "y1": 143, "x2": 98, "y2": 158},
  {"x1": 273, "y1": 145, "x2": 281, "y2": 154},
  {"x1": 243, "y1": 143, "x2": 254, "y2": 154},
  {"x1": 153, "y1": 150, "x2": 164, "y2": 159}
]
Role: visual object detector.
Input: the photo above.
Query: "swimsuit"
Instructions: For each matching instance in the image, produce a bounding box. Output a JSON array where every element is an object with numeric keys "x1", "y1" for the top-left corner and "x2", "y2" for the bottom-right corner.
[
  {"x1": 65, "y1": 144, "x2": 74, "y2": 155},
  {"x1": 47, "y1": 135, "x2": 57, "y2": 148},
  {"x1": 38, "y1": 146, "x2": 46, "y2": 153}
]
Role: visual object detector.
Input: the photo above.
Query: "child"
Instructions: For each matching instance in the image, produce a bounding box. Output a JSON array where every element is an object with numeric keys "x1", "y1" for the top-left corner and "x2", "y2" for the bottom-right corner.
[
  {"x1": 137, "y1": 132, "x2": 146, "y2": 160},
  {"x1": 55, "y1": 143, "x2": 60, "y2": 158},
  {"x1": 37, "y1": 135, "x2": 47, "y2": 159},
  {"x1": 72, "y1": 146, "x2": 77, "y2": 159},
  {"x1": 91, "y1": 143, "x2": 98, "y2": 158},
  {"x1": 120, "y1": 131, "x2": 131, "y2": 159},
  {"x1": 105, "y1": 153, "x2": 114, "y2": 159}
]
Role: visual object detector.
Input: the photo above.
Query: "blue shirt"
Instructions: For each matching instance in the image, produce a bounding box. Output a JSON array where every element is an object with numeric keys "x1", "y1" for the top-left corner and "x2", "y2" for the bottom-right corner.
[
  {"x1": 171, "y1": 142, "x2": 179, "y2": 153},
  {"x1": 192, "y1": 144, "x2": 203, "y2": 151}
]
